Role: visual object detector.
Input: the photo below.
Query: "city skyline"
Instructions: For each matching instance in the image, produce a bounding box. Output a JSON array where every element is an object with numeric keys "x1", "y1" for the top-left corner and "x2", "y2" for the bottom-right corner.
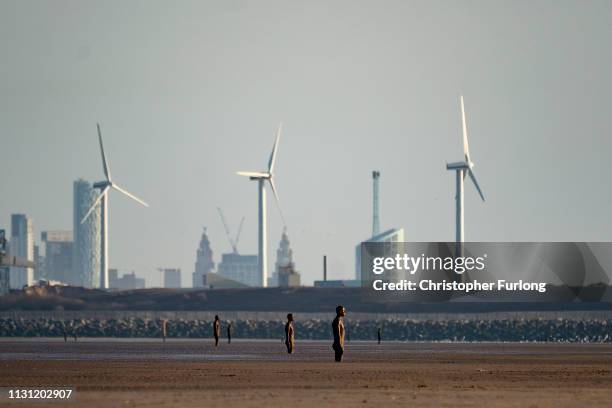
[
  {"x1": 1, "y1": 2, "x2": 612, "y2": 286},
  {"x1": 1, "y1": 205, "x2": 301, "y2": 289}
]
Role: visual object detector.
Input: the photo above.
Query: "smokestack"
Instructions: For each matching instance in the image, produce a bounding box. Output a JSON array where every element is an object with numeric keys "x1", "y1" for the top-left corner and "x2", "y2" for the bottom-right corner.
[
  {"x1": 323, "y1": 255, "x2": 327, "y2": 281},
  {"x1": 372, "y1": 171, "x2": 380, "y2": 237}
]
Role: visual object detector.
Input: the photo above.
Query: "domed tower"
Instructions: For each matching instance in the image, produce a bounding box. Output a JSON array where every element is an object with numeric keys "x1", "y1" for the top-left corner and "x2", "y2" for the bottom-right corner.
[
  {"x1": 193, "y1": 227, "x2": 215, "y2": 288},
  {"x1": 273, "y1": 228, "x2": 300, "y2": 287},
  {"x1": 276, "y1": 228, "x2": 293, "y2": 269}
]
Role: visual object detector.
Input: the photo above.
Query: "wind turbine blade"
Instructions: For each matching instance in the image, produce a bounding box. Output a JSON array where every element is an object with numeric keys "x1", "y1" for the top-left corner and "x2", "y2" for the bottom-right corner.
[
  {"x1": 236, "y1": 171, "x2": 269, "y2": 178},
  {"x1": 468, "y1": 169, "x2": 485, "y2": 202},
  {"x1": 81, "y1": 186, "x2": 109, "y2": 224},
  {"x1": 97, "y1": 123, "x2": 112, "y2": 182},
  {"x1": 460, "y1": 96, "x2": 470, "y2": 163},
  {"x1": 268, "y1": 178, "x2": 286, "y2": 225},
  {"x1": 112, "y1": 184, "x2": 149, "y2": 207},
  {"x1": 267, "y1": 122, "x2": 282, "y2": 174}
]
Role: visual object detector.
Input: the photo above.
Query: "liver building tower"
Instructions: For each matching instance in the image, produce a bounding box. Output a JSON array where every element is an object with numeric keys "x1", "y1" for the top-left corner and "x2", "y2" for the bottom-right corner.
[{"x1": 193, "y1": 227, "x2": 214, "y2": 288}]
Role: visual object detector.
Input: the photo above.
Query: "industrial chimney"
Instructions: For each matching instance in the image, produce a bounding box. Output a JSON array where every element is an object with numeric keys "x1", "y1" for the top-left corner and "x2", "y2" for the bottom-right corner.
[{"x1": 372, "y1": 171, "x2": 380, "y2": 237}]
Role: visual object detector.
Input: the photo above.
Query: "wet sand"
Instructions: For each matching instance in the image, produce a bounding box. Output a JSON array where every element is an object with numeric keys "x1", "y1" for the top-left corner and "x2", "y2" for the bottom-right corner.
[{"x1": 0, "y1": 339, "x2": 610, "y2": 407}]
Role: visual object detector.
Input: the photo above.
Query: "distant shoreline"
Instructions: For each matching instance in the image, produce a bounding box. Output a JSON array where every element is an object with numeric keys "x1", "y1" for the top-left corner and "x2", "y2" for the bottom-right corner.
[{"x1": 1, "y1": 309, "x2": 611, "y2": 321}]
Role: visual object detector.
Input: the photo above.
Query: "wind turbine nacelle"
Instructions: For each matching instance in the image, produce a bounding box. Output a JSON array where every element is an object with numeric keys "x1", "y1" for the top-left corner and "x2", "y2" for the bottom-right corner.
[
  {"x1": 93, "y1": 181, "x2": 111, "y2": 189},
  {"x1": 446, "y1": 161, "x2": 471, "y2": 170}
]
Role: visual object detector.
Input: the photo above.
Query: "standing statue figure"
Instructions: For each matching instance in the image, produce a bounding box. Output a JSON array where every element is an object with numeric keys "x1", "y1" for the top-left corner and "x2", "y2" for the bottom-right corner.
[
  {"x1": 332, "y1": 305, "x2": 346, "y2": 362},
  {"x1": 161, "y1": 320, "x2": 168, "y2": 343},
  {"x1": 227, "y1": 322, "x2": 232, "y2": 344},
  {"x1": 213, "y1": 315, "x2": 221, "y2": 347},
  {"x1": 285, "y1": 313, "x2": 295, "y2": 354}
]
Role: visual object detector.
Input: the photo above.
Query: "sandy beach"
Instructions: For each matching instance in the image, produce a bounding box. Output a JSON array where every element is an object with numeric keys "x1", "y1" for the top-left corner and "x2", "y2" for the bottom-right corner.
[{"x1": 0, "y1": 339, "x2": 610, "y2": 407}]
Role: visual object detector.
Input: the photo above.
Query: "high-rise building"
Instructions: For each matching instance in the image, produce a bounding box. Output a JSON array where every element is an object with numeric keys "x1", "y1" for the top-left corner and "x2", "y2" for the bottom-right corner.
[
  {"x1": 218, "y1": 254, "x2": 258, "y2": 287},
  {"x1": 0, "y1": 229, "x2": 9, "y2": 295},
  {"x1": 34, "y1": 244, "x2": 43, "y2": 281},
  {"x1": 73, "y1": 179, "x2": 101, "y2": 288},
  {"x1": 193, "y1": 227, "x2": 214, "y2": 288},
  {"x1": 162, "y1": 268, "x2": 181, "y2": 288},
  {"x1": 41, "y1": 231, "x2": 74, "y2": 284},
  {"x1": 10, "y1": 214, "x2": 34, "y2": 288},
  {"x1": 270, "y1": 229, "x2": 300, "y2": 287}
]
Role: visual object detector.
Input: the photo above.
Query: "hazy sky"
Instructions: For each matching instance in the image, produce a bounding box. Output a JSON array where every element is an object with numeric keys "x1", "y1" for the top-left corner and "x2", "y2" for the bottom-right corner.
[{"x1": 1, "y1": 0, "x2": 611, "y2": 286}]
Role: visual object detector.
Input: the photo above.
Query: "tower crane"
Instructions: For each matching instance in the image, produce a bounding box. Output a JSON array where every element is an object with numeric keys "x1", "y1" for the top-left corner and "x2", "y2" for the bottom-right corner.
[{"x1": 216, "y1": 207, "x2": 245, "y2": 254}]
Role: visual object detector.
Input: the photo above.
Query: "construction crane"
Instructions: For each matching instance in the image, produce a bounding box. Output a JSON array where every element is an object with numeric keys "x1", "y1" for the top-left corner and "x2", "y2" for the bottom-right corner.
[
  {"x1": 1, "y1": 230, "x2": 35, "y2": 295},
  {"x1": 216, "y1": 207, "x2": 244, "y2": 254},
  {"x1": 0, "y1": 231, "x2": 34, "y2": 268},
  {"x1": 234, "y1": 217, "x2": 244, "y2": 253}
]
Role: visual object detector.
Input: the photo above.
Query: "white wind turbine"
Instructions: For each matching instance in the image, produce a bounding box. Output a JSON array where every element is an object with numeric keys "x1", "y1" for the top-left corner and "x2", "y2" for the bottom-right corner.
[
  {"x1": 236, "y1": 123, "x2": 285, "y2": 287},
  {"x1": 446, "y1": 96, "x2": 485, "y2": 257},
  {"x1": 81, "y1": 123, "x2": 149, "y2": 289}
]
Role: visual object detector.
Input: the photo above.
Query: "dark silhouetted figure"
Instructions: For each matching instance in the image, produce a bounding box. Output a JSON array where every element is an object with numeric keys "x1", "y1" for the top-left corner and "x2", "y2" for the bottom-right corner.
[
  {"x1": 161, "y1": 320, "x2": 168, "y2": 343},
  {"x1": 227, "y1": 322, "x2": 232, "y2": 344},
  {"x1": 63, "y1": 327, "x2": 67, "y2": 343},
  {"x1": 377, "y1": 327, "x2": 382, "y2": 344},
  {"x1": 285, "y1": 313, "x2": 295, "y2": 354},
  {"x1": 213, "y1": 315, "x2": 221, "y2": 346},
  {"x1": 73, "y1": 331, "x2": 77, "y2": 342},
  {"x1": 332, "y1": 305, "x2": 346, "y2": 362}
]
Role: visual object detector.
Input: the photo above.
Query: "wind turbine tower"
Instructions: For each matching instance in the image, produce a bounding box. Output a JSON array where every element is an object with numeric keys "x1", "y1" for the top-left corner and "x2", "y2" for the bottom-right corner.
[
  {"x1": 237, "y1": 123, "x2": 285, "y2": 287},
  {"x1": 446, "y1": 96, "x2": 485, "y2": 257},
  {"x1": 81, "y1": 123, "x2": 149, "y2": 289}
]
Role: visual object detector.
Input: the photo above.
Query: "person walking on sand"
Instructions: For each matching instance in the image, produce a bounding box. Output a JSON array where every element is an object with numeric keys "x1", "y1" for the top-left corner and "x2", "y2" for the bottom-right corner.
[
  {"x1": 285, "y1": 313, "x2": 295, "y2": 354},
  {"x1": 227, "y1": 322, "x2": 232, "y2": 344},
  {"x1": 377, "y1": 327, "x2": 382, "y2": 345},
  {"x1": 332, "y1": 305, "x2": 346, "y2": 362},
  {"x1": 213, "y1": 315, "x2": 221, "y2": 346}
]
